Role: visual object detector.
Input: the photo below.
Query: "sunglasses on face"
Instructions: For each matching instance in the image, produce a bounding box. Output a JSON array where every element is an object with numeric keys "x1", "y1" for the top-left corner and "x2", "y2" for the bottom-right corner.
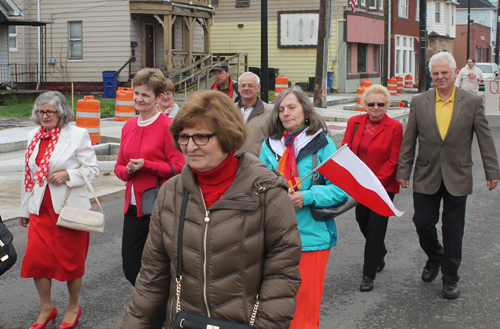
[
  {"x1": 366, "y1": 102, "x2": 386, "y2": 108},
  {"x1": 173, "y1": 133, "x2": 216, "y2": 146}
]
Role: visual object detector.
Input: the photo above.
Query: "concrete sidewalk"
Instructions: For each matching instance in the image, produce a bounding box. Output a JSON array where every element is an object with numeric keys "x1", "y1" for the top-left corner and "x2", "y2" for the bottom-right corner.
[{"x1": 0, "y1": 92, "x2": 414, "y2": 221}]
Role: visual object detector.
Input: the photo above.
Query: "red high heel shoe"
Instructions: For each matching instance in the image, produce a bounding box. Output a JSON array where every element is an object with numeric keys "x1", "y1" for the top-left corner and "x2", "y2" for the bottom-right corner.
[
  {"x1": 29, "y1": 306, "x2": 57, "y2": 329},
  {"x1": 58, "y1": 307, "x2": 81, "y2": 329}
]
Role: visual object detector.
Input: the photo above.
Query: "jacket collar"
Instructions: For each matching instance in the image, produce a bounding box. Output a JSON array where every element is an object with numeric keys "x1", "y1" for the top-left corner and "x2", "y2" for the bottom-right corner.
[
  {"x1": 29, "y1": 125, "x2": 71, "y2": 173},
  {"x1": 247, "y1": 98, "x2": 265, "y2": 121},
  {"x1": 265, "y1": 129, "x2": 329, "y2": 162},
  {"x1": 425, "y1": 87, "x2": 465, "y2": 141}
]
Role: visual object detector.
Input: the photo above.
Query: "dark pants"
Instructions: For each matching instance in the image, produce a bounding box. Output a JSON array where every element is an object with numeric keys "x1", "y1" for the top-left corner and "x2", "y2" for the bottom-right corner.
[
  {"x1": 413, "y1": 181, "x2": 467, "y2": 284},
  {"x1": 355, "y1": 192, "x2": 394, "y2": 278},
  {"x1": 122, "y1": 205, "x2": 150, "y2": 286}
]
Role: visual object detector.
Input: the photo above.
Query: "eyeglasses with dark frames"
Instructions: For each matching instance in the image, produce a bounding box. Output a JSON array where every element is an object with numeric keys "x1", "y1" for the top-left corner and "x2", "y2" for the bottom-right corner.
[
  {"x1": 35, "y1": 110, "x2": 58, "y2": 117},
  {"x1": 173, "y1": 133, "x2": 216, "y2": 146},
  {"x1": 366, "y1": 102, "x2": 386, "y2": 108}
]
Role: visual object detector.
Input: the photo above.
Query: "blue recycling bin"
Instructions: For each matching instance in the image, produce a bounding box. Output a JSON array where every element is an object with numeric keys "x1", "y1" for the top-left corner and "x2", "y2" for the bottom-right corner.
[
  {"x1": 102, "y1": 71, "x2": 119, "y2": 98},
  {"x1": 327, "y1": 72, "x2": 334, "y2": 93}
]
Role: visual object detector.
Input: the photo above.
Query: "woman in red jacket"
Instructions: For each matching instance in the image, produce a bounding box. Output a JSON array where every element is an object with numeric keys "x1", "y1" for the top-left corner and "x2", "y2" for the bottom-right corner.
[
  {"x1": 114, "y1": 68, "x2": 185, "y2": 287},
  {"x1": 342, "y1": 84, "x2": 403, "y2": 292}
]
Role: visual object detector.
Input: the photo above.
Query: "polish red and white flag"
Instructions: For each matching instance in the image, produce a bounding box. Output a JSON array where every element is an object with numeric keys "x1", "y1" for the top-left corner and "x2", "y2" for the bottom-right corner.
[
  {"x1": 316, "y1": 145, "x2": 404, "y2": 217},
  {"x1": 351, "y1": 0, "x2": 356, "y2": 13}
]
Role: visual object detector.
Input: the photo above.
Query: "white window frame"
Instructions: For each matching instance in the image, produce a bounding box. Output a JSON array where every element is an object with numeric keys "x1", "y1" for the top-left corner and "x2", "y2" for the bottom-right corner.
[
  {"x1": 395, "y1": 34, "x2": 415, "y2": 76},
  {"x1": 435, "y1": 2, "x2": 441, "y2": 23},
  {"x1": 451, "y1": 5, "x2": 455, "y2": 26},
  {"x1": 379, "y1": 0, "x2": 383, "y2": 11},
  {"x1": 68, "y1": 21, "x2": 83, "y2": 60},
  {"x1": 416, "y1": 0, "x2": 420, "y2": 21},
  {"x1": 9, "y1": 26, "x2": 18, "y2": 51},
  {"x1": 369, "y1": 0, "x2": 376, "y2": 9},
  {"x1": 399, "y1": 0, "x2": 409, "y2": 18},
  {"x1": 360, "y1": 0, "x2": 366, "y2": 7}
]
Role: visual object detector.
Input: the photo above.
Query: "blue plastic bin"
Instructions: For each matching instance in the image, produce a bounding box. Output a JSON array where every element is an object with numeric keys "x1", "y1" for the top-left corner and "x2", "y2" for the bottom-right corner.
[
  {"x1": 102, "y1": 71, "x2": 119, "y2": 98},
  {"x1": 327, "y1": 72, "x2": 334, "y2": 93}
]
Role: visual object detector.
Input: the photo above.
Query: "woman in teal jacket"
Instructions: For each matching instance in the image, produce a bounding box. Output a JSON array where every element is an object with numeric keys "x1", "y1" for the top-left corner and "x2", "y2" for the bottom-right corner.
[{"x1": 259, "y1": 87, "x2": 348, "y2": 329}]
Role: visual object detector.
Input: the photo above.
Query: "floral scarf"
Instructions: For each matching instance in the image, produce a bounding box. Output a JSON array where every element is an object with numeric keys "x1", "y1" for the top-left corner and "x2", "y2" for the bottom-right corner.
[{"x1": 277, "y1": 128, "x2": 305, "y2": 191}]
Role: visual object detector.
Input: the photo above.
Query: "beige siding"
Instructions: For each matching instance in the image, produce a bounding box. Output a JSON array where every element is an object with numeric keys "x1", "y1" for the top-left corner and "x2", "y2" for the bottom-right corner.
[
  {"x1": 212, "y1": 14, "x2": 340, "y2": 90},
  {"x1": 131, "y1": 18, "x2": 142, "y2": 74},
  {"x1": 10, "y1": 0, "x2": 133, "y2": 83},
  {"x1": 0, "y1": 26, "x2": 8, "y2": 64},
  {"x1": 213, "y1": 0, "x2": 321, "y2": 22}
]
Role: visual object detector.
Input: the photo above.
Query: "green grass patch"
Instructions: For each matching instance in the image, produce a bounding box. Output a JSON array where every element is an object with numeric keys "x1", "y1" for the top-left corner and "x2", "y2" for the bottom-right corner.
[{"x1": 0, "y1": 96, "x2": 117, "y2": 119}]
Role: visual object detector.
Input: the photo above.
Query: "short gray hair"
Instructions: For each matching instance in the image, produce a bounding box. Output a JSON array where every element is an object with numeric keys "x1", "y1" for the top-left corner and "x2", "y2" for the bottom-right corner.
[
  {"x1": 238, "y1": 72, "x2": 260, "y2": 86},
  {"x1": 429, "y1": 51, "x2": 456, "y2": 73},
  {"x1": 31, "y1": 91, "x2": 75, "y2": 127}
]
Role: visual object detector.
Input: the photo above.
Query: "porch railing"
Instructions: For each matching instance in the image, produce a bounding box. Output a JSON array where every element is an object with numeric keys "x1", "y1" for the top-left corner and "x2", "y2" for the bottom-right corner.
[{"x1": 0, "y1": 64, "x2": 38, "y2": 90}]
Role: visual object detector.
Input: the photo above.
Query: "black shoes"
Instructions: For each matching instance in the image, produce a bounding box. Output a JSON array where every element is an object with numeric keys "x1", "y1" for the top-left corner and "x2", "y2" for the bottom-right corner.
[
  {"x1": 376, "y1": 258, "x2": 385, "y2": 272},
  {"x1": 443, "y1": 282, "x2": 460, "y2": 299},
  {"x1": 421, "y1": 260, "x2": 441, "y2": 282},
  {"x1": 360, "y1": 275, "x2": 374, "y2": 292}
]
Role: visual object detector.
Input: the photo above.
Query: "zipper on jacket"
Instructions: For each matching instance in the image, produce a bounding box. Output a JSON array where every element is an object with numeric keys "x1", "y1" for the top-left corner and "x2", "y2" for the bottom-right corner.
[{"x1": 199, "y1": 188, "x2": 211, "y2": 317}]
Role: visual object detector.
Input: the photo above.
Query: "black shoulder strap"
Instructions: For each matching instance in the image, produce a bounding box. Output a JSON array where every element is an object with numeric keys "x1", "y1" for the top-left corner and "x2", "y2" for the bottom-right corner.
[
  {"x1": 176, "y1": 189, "x2": 190, "y2": 279},
  {"x1": 353, "y1": 122, "x2": 359, "y2": 143}
]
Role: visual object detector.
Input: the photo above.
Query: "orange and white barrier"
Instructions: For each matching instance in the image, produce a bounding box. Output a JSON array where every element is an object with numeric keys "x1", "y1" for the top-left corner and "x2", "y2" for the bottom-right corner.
[
  {"x1": 397, "y1": 76, "x2": 404, "y2": 93},
  {"x1": 76, "y1": 96, "x2": 101, "y2": 145},
  {"x1": 275, "y1": 75, "x2": 289, "y2": 101},
  {"x1": 115, "y1": 87, "x2": 135, "y2": 122},
  {"x1": 387, "y1": 77, "x2": 398, "y2": 96},
  {"x1": 356, "y1": 87, "x2": 366, "y2": 112},
  {"x1": 404, "y1": 74, "x2": 413, "y2": 89}
]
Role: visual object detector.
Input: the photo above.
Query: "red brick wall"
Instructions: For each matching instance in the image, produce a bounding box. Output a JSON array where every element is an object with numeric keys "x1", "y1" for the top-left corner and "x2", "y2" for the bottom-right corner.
[{"x1": 454, "y1": 23, "x2": 491, "y2": 67}]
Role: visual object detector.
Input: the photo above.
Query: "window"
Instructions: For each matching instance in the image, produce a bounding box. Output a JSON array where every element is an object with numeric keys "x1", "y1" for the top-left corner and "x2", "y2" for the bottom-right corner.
[
  {"x1": 68, "y1": 21, "x2": 82, "y2": 59},
  {"x1": 403, "y1": 50, "x2": 407, "y2": 73},
  {"x1": 396, "y1": 50, "x2": 401, "y2": 74},
  {"x1": 379, "y1": 0, "x2": 383, "y2": 10},
  {"x1": 373, "y1": 45, "x2": 378, "y2": 72},
  {"x1": 361, "y1": 0, "x2": 366, "y2": 7},
  {"x1": 235, "y1": 0, "x2": 250, "y2": 7},
  {"x1": 435, "y1": 2, "x2": 441, "y2": 23},
  {"x1": 9, "y1": 26, "x2": 18, "y2": 51},
  {"x1": 399, "y1": 0, "x2": 408, "y2": 18},
  {"x1": 347, "y1": 44, "x2": 351, "y2": 74},
  {"x1": 416, "y1": 0, "x2": 420, "y2": 21},
  {"x1": 358, "y1": 44, "x2": 367, "y2": 73},
  {"x1": 211, "y1": 0, "x2": 219, "y2": 6},
  {"x1": 396, "y1": 36, "x2": 401, "y2": 47},
  {"x1": 369, "y1": 0, "x2": 376, "y2": 9},
  {"x1": 451, "y1": 6, "x2": 454, "y2": 25}
]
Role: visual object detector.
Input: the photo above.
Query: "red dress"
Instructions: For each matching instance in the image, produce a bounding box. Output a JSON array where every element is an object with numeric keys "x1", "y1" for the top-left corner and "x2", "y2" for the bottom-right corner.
[{"x1": 21, "y1": 138, "x2": 90, "y2": 281}]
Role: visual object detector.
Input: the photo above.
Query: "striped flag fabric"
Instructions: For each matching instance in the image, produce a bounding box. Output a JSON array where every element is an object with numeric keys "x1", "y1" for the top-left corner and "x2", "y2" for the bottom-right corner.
[
  {"x1": 351, "y1": 0, "x2": 356, "y2": 13},
  {"x1": 316, "y1": 145, "x2": 403, "y2": 217}
]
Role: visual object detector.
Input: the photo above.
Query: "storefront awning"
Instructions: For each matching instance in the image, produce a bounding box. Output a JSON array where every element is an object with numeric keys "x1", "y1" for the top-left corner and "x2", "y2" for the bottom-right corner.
[{"x1": 346, "y1": 15, "x2": 384, "y2": 45}]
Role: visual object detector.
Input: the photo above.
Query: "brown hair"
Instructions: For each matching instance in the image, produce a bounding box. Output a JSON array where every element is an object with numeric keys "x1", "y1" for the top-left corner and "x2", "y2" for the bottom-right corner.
[
  {"x1": 169, "y1": 90, "x2": 249, "y2": 153},
  {"x1": 165, "y1": 78, "x2": 175, "y2": 94},
  {"x1": 268, "y1": 86, "x2": 327, "y2": 139},
  {"x1": 133, "y1": 68, "x2": 166, "y2": 97}
]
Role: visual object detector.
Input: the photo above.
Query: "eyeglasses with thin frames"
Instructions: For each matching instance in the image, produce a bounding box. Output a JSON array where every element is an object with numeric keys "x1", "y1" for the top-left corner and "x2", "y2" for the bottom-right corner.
[
  {"x1": 240, "y1": 84, "x2": 257, "y2": 88},
  {"x1": 366, "y1": 102, "x2": 386, "y2": 108},
  {"x1": 173, "y1": 133, "x2": 216, "y2": 146},
  {"x1": 35, "y1": 110, "x2": 58, "y2": 117},
  {"x1": 164, "y1": 92, "x2": 174, "y2": 97}
]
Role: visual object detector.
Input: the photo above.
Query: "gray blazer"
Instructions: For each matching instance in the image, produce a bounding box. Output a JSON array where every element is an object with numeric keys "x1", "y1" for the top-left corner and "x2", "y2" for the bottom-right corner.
[{"x1": 397, "y1": 88, "x2": 500, "y2": 196}]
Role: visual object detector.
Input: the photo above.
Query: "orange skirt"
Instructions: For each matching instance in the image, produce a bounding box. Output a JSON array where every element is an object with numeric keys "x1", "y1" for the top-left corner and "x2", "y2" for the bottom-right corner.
[
  {"x1": 21, "y1": 188, "x2": 90, "y2": 281},
  {"x1": 289, "y1": 249, "x2": 331, "y2": 329}
]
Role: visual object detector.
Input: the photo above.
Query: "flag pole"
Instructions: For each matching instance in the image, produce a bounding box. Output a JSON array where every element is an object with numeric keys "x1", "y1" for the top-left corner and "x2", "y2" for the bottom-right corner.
[{"x1": 290, "y1": 144, "x2": 348, "y2": 191}]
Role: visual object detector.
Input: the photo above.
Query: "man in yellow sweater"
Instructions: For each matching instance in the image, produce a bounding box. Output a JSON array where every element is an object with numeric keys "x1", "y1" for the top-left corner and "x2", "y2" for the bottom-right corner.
[{"x1": 397, "y1": 52, "x2": 500, "y2": 299}]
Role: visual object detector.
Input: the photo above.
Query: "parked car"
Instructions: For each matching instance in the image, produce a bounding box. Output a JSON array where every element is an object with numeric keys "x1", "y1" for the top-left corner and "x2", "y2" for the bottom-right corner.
[{"x1": 475, "y1": 63, "x2": 499, "y2": 91}]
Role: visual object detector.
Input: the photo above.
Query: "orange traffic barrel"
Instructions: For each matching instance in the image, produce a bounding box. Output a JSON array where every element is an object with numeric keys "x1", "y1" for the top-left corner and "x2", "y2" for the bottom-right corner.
[
  {"x1": 416, "y1": 71, "x2": 419, "y2": 88},
  {"x1": 396, "y1": 76, "x2": 404, "y2": 93},
  {"x1": 361, "y1": 79, "x2": 372, "y2": 88},
  {"x1": 356, "y1": 86, "x2": 366, "y2": 112},
  {"x1": 404, "y1": 74, "x2": 413, "y2": 89},
  {"x1": 115, "y1": 87, "x2": 135, "y2": 121},
  {"x1": 275, "y1": 75, "x2": 289, "y2": 101},
  {"x1": 76, "y1": 96, "x2": 100, "y2": 145},
  {"x1": 388, "y1": 77, "x2": 398, "y2": 96}
]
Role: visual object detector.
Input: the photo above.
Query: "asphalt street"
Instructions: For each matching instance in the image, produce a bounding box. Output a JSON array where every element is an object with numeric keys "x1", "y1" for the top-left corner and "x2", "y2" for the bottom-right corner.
[{"x1": 1, "y1": 129, "x2": 500, "y2": 329}]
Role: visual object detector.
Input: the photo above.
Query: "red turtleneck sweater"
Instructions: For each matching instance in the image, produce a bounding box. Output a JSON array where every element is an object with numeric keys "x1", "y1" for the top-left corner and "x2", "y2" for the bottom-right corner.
[{"x1": 193, "y1": 152, "x2": 239, "y2": 208}]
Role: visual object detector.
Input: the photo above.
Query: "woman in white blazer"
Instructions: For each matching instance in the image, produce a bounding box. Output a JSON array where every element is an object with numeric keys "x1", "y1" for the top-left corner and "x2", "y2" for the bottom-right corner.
[{"x1": 18, "y1": 91, "x2": 99, "y2": 329}]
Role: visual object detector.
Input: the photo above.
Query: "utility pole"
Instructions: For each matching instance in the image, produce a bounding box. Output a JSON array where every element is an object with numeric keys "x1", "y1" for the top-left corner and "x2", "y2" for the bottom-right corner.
[
  {"x1": 467, "y1": 0, "x2": 471, "y2": 60},
  {"x1": 261, "y1": 0, "x2": 269, "y2": 103},
  {"x1": 313, "y1": 0, "x2": 332, "y2": 108},
  {"x1": 418, "y1": 0, "x2": 427, "y2": 92},
  {"x1": 382, "y1": 0, "x2": 389, "y2": 86},
  {"x1": 496, "y1": 0, "x2": 500, "y2": 64}
]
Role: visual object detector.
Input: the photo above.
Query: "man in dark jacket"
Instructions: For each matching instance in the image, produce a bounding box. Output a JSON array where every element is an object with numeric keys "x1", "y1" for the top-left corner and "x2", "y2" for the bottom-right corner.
[{"x1": 210, "y1": 62, "x2": 241, "y2": 103}]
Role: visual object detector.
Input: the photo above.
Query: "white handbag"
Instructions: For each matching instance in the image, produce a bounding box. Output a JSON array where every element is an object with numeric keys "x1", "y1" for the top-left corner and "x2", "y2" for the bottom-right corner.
[{"x1": 57, "y1": 168, "x2": 105, "y2": 233}]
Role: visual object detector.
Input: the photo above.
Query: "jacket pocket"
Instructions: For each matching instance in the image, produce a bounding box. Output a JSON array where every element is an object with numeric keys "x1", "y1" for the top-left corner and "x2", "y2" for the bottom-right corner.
[
  {"x1": 459, "y1": 158, "x2": 474, "y2": 167},
  {"x1": 416, "y1": 157, "x2": 429, "y2": 166}
]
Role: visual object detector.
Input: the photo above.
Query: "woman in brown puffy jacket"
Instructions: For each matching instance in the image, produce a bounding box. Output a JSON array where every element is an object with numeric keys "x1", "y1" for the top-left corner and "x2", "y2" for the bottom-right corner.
[{"x1": 121, "y1": 90, "x2": 302, "y2": 329}]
